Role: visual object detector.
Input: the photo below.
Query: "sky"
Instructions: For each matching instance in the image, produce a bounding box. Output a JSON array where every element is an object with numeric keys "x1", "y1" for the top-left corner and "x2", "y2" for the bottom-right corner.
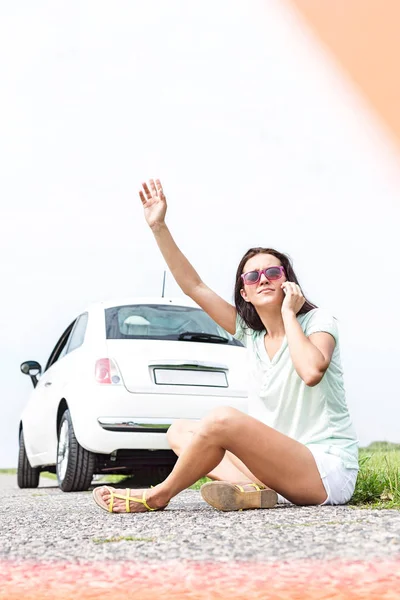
[{"x1": 1, "y1": 0, "x2": 400, "y2": 467}]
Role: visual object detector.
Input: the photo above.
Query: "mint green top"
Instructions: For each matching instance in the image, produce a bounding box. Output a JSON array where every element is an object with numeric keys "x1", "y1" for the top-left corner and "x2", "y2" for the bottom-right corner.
[{"x1": 235, "y1": 308, "x2": 359, "y2": 470}]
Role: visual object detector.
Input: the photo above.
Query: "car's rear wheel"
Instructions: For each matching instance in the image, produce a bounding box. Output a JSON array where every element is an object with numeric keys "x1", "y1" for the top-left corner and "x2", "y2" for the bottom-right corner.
[
  {"x1": 17, "y1": 430, "x2": 40, "y2": 489},
  {"x1": 57, "y1": 409, "x2": 95, "y2": 492}
]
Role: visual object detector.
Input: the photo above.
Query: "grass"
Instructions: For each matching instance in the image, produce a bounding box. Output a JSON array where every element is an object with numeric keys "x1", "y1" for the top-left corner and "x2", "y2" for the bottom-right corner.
[
  {"x1": 2, "y1": 442, "x2": 399, "y2": 509},
  {"x1": 92, "y1": 535, "x2": 156, "y2": 544},
  {"x1": 349, "y1": 442, "x2": 400, "y2": 509},
  {"x1": 189, "y1": 476, "x2": 211, "y2": 490},
  {"x1": 97, "y1": 474, "x2": 130, "y2": 484},
  {"x1": 0, "y1": 468, "x2": 56, "y2": 479},
  {"x1": 41, "y1": 472, "x2": 57, "y2": 480}
]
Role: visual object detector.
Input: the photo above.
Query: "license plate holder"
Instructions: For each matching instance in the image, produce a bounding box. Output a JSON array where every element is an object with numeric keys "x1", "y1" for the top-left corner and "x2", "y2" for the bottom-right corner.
[{"x1": 153, "y1": 368, "x2": 228, "y2": 387}]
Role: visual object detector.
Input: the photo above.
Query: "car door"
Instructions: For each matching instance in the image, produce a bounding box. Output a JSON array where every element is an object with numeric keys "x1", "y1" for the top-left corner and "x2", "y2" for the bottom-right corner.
[
  {"x1": 22, "y1": 321, "x2": 76, "y2": 466},
  {"x1": 34, "y1": 313, "x2": 89, "y2": 465},
  {"x1": 47, "y1": 312, "x2": 90, "y2": 420}
]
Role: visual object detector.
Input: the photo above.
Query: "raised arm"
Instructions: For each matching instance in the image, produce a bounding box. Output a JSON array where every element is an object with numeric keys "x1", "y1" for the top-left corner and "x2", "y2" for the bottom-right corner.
[{"x1": 139, "y1": 179, "x2": 237, "y2": 335}]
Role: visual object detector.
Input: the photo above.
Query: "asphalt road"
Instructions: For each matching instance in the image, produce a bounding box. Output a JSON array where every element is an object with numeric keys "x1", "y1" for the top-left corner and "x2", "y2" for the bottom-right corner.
[{"x1": 1, "y1": 474, "x2": 400, "y2": 564}]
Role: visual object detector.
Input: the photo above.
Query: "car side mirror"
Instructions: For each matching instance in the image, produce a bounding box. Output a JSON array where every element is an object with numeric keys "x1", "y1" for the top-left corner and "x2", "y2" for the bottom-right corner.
[{"x1": 20, "y1": 360, "x2": 42, "y2": 388}]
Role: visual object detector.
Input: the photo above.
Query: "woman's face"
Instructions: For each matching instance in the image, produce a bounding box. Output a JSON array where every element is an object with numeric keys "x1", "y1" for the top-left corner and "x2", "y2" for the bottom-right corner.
[{"x1": 240, "y1": 253, "x2": 287, "y2": 309}]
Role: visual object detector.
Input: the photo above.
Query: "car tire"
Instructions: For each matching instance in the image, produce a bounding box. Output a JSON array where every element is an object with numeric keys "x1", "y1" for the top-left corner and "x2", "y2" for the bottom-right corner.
[
  {"x1": 57, "y1": 409, "x2": 95, "y2": 492},
  {"x1": 17, "y1": 430, "x2": 40, "y2": 489}
]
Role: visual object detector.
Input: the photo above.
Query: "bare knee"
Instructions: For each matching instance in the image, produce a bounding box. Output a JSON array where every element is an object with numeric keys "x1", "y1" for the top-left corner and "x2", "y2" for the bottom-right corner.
[
  {"x1": 168, "y1": 408, "x2": 242, "y2": 450},
  {"x1": 201, "y1": 406, "x2": 242, "y2": 438},
  {"x1": 166, "y1": 419, "x2": 198, "y2": 451},
  {"x1": 166, "y1": 420, "x2": 184, "y2": 448}
]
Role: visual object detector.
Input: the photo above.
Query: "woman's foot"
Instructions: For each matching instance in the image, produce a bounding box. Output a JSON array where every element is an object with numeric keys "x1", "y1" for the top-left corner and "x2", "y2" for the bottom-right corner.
[
  {"x1": 93, "y1": 485, "x2": 169, "y2": 513},
  {"x1": 200, "y1": 481, "x2": 278, "y2": 511}
]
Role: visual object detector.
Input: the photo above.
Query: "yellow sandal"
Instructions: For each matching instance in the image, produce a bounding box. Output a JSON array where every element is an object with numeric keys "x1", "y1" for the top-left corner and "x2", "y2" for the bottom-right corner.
[{"x1": 92, "y1": 486, "x2": 168, "y2": 513}]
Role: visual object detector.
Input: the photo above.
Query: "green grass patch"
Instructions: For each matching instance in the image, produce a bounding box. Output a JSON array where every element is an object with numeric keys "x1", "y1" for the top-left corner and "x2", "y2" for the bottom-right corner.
[
  {"x1": 41, "y1": 472, "x2": 57, "y2": 480},
  {"x1": 189, "y1": 476, "x2": 211, "y2": 490},
  {"x1": 93, "y1": 535, "x2": 155, "y2": 544},
  {"x1": 97, "y1": 475, "x2": 130, "y2": 484},
  {"x1": 363, "y1": 441, "x2": 400, "y2": 452},
  {"x1": 0, "y1": 468, "x2": 56, "y2": 479},
  {"x1": 350, "y1": 445, "x2": 400, "y2": 509}
]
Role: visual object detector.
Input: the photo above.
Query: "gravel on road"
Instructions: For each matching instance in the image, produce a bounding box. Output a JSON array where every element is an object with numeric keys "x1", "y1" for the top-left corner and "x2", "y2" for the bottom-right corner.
[{"x1": 1, "y1": 475, "x2": 400, "y2": 564}]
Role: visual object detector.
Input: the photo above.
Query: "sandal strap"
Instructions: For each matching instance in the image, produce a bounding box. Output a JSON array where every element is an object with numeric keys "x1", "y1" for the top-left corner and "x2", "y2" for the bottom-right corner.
[
  {"x1": 108, "y1": 488, "x2": 163, "y2": 512},
  {"x1": 234, "y1": 483, "x2": 263, "y2": 493},
  {"x1": 141, "y1": 490, "x2": 157, "y2": 512}
]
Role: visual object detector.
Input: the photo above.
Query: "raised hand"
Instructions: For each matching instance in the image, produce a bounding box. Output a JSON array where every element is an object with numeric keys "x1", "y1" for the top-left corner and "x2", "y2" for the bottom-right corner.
[
  {"x1": 139, "y1": 179, "x2": 167, "y2": 230},
  {"x1": 280, "y1": 281, "x2": 305, "y2": 316}
]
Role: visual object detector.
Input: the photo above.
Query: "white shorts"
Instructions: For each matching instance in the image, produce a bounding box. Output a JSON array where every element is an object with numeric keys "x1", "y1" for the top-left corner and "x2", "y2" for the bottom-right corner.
[{"x1": 277, "y1": 446, "x2": 359, "y2": 506}]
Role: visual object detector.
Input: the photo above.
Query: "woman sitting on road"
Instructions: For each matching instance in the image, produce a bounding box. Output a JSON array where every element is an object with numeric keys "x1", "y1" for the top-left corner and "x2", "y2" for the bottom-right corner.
[{"x1": 93, "y1": 179, "x2": 359, "y2": 514}]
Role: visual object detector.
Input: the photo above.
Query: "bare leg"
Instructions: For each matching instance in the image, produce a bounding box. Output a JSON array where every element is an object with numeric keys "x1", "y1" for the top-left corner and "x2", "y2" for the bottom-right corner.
[
  {"x1": 167, "y1": 419, "x2": 265, "y2": 487},
  {"x1": 98, "y1": 407, "x2": 327, "y2": 512},
  {"x1": 152, "y1": 408, "x2": 326, "y2": 506}
]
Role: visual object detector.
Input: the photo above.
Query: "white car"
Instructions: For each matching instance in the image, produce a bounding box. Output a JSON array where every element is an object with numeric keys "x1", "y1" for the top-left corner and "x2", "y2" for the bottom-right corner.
[{"x1": 18, "y1": 297, "x2": 248, "y2": 492}]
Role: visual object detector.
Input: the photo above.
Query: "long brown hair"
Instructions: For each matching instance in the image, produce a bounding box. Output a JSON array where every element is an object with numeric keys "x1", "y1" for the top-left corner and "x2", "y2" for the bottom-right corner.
[{"x1": 234, "y1": 247, "x2": 317, "y2": 331}]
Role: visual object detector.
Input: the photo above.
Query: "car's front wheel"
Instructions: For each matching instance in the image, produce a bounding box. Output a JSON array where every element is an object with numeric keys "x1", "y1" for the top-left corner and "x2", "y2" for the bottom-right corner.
[
  {"x1": 57, "y1": 409, "x2": 95, "y2": 492},
  {"x1": 17, "y1": 429, "x2": 40, "y2": 489}
]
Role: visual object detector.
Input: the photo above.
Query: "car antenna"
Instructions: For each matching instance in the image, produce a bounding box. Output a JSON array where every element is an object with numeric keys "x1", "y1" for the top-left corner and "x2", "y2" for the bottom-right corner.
[{"x1": 161, "y1": 270, "x2": 166, "y2": 298}]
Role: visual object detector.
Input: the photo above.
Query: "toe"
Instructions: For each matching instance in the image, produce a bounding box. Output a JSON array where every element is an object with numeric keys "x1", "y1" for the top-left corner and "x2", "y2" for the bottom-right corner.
[{"x1": 98, "y1": 486, "x2": 115, "y2": 509}]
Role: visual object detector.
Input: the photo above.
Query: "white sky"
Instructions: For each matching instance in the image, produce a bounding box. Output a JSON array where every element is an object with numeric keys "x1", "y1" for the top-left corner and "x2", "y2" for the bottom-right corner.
[{"x1": 1, "y1": 0, "x2": 400, "y2": 467}]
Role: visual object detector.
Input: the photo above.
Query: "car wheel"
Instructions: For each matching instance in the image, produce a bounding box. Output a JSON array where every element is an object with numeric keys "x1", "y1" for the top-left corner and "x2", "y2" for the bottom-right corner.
[
  {"x1": 57, "y1": 409, "x2": 95, "y2": 492},
  {"x1": 17, "y1": 430, "x2": 40, "y2": 489}
]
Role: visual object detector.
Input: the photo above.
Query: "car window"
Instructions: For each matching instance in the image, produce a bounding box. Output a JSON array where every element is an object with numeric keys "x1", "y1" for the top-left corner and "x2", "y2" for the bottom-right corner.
[
  {"x1": 65, "y1": 313, "x2": 88, "y2": 354},
  {"x1": 44, "y1": 322, "x2": 75, "y2": 371},
  {"x1": 105, "y1": 304, "x2": 242, "y2": 346}
]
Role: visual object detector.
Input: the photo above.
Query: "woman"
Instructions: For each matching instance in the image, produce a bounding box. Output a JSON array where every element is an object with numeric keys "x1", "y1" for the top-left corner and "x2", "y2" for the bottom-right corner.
[{"x1": 93, "y1": 179, "x2": 359, "y2": 513}]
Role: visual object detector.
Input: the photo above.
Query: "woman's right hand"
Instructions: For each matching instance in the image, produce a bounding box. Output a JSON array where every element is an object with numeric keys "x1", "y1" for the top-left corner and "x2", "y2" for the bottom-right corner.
[{"x1": 139, "y1": 179, "x2": 167, "y2": 230}]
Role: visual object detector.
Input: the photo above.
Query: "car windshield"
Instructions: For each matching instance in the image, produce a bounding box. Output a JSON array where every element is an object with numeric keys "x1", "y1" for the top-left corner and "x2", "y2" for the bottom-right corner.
[{"x1": 105, "y1": 304, "x2": 242, "y2": 346}]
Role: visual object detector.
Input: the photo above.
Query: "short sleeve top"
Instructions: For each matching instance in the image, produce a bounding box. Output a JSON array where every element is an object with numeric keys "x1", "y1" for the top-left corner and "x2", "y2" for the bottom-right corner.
[{"x1": 234, "y1": 308, "x2": 359, "y2": 470}]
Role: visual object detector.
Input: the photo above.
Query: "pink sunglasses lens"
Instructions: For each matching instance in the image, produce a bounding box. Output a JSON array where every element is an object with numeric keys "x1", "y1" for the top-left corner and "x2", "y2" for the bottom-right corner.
[
  {"x1": 265, "y1": 267, "x2": 282, "y2": 280},
  {"x1": 243, "y1": 271, "x2": 260, "y2": 284}
]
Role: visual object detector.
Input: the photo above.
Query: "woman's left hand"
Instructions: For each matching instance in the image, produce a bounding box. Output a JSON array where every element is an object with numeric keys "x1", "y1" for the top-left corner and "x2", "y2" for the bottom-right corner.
[{"x1": 281, "y1": 282, "x2": 306, "y2": 316}]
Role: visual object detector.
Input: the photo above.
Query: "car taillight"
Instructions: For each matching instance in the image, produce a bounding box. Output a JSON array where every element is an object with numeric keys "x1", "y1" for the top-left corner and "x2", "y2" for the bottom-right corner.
[{"x1": 95, "y1": 358, "x2": 123, "y2": 385}]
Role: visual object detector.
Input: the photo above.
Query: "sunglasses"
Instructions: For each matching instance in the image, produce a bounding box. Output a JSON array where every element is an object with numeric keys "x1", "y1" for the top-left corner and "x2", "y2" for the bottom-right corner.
[{"x1": 241, "y1": 266, "x2": 285, "y2": 285}]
